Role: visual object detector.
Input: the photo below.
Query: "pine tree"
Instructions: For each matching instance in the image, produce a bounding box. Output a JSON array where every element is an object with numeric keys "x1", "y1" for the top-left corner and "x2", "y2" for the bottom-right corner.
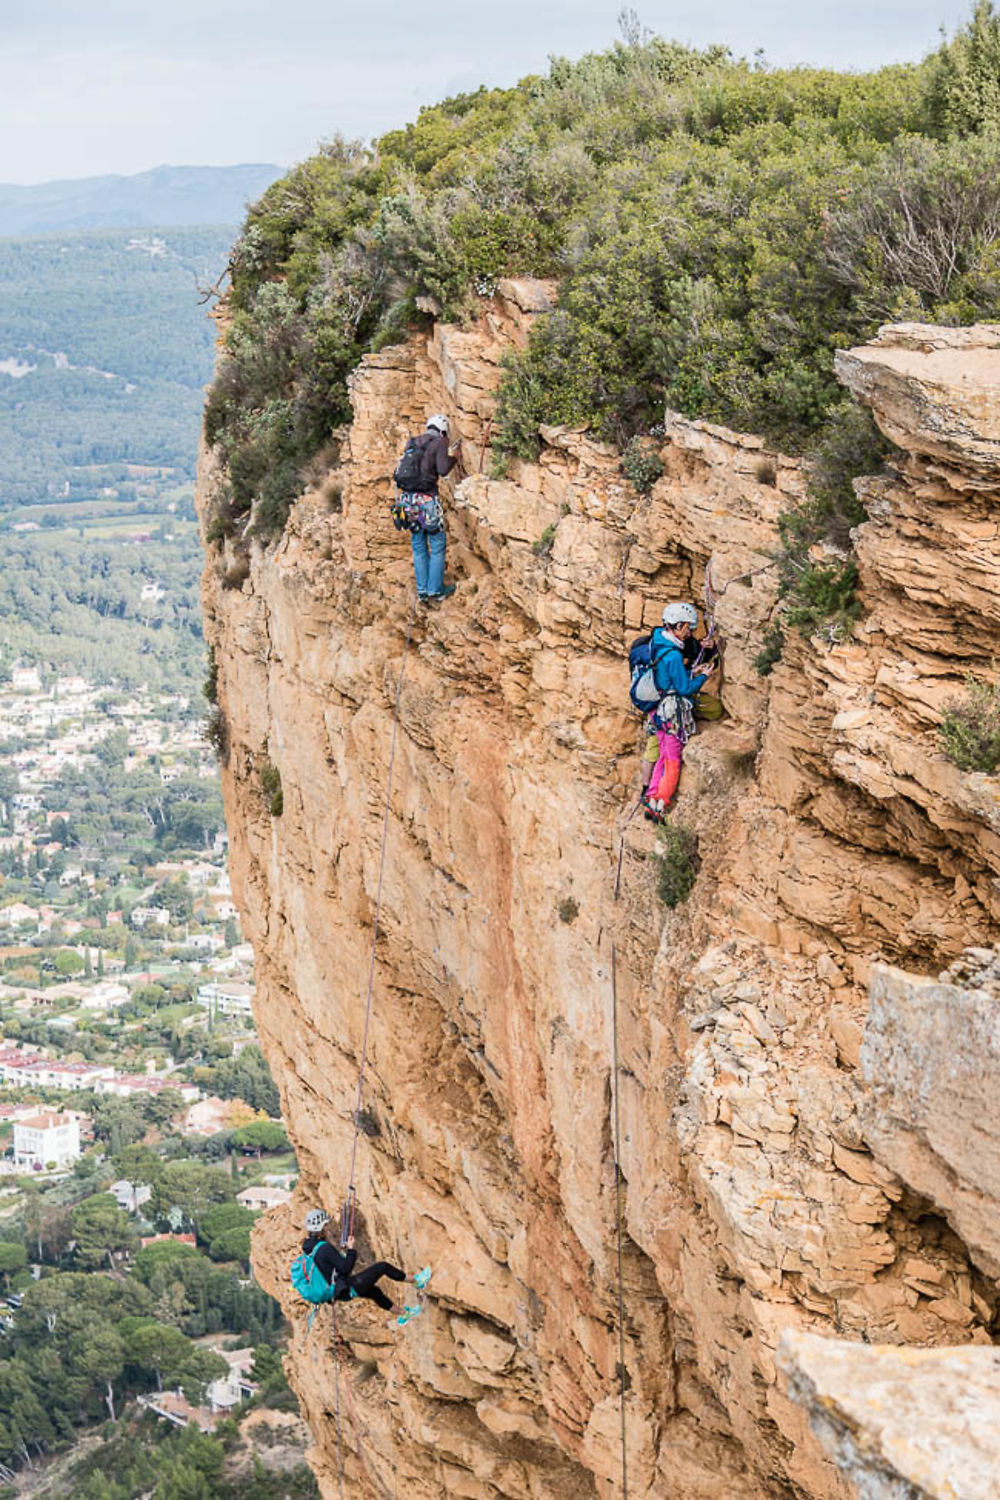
[{"x1": 932, "y1": 0, "x2": 1000, "y2": 134}]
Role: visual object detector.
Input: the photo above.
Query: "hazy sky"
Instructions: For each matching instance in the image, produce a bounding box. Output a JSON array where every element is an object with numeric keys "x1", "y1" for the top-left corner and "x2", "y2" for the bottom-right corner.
[{"x1": 2, "y1": 0, "x2": 974, "y2": 184}]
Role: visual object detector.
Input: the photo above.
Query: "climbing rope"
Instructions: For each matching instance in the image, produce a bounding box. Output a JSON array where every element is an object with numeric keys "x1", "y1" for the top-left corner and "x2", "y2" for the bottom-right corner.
[
  {"x1": 696, "y1": 557, "x2": 778, "y2": 667},
  {"x1": 610, "y1": 942, "x2": 629, "y2": 1500},
  {"x1": 329, "y1": 596, "x2": 418, "y2": 1499},
  {"x1": 614, "y1": 795, "x2": 644, "y2": 901},
  {"x1": 331, "y1": 1304, "x2": 380, "y2": 1500},
  {"x1": 332, "y1": 1315, "x2": 345, "y2": 1500},
  {"x1": 611, "y1": 803, "x2": 633, "y2": 1493},
  {"x1": 478, "y1": 415, "x2": 494, "y2": 473},
  {"x1": 341, "y1": 595, "x2": 419, "y2": 1246}
]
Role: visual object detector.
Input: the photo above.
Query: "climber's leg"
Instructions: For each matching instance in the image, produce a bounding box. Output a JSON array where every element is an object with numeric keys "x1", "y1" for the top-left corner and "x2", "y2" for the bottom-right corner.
[
  {"x1": 651, "y1": 734, "x2": 683, "y2": 807},
  {"x1": 648, "y1": 729, "x2": 671, "y2": 801},
  {"x1": 350, "y1": 1261, "x2": 406, "y2": 1310},
  {"x1": 425, "y1": 528, "x2": 447, "y2": 597},
  {"x1": 411, "y1": 530, "x2": 430, "y2": 597},
  {"x1": 641, "y1": 731, "x2": 659, "y2": 791}
]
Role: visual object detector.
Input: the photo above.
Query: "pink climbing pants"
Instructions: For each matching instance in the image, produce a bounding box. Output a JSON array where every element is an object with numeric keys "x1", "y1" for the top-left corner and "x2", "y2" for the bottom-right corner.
[{"x1": 650, "y1": 730, "x2": 682, "y2": 806}]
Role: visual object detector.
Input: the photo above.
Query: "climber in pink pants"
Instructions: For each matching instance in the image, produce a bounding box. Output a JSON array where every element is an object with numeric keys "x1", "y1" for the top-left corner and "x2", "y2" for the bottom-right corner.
[{"x1": 641, "y1": 602, "x2": 719, "y2": 821}]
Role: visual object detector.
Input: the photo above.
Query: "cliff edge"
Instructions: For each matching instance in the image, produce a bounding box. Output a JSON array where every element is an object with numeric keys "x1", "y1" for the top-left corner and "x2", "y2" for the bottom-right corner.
[{"x1": 198, "y1": 290, "x2": 1000, "y2": 1498}]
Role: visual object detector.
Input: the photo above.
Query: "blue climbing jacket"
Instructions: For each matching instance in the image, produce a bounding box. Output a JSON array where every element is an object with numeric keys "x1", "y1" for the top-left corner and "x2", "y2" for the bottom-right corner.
[{"x1": 649, "y1": 629, "x2": 708, "y2": 699}]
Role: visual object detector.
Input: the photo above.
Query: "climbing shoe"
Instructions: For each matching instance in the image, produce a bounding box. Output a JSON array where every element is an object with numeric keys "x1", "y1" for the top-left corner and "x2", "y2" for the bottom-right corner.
[
  {"x1": 396, "y1": 1304, "x2": 423, "y2": 1326},
  {"x1": 641, "y1": 792, "x2": 664, "y2": 824},
  {"x1": 413, "y1": 1266, "x2": 432, "y2": 1291},
  {"x1": 426, "y1": 585, "x2": 456, "y2": 601}
]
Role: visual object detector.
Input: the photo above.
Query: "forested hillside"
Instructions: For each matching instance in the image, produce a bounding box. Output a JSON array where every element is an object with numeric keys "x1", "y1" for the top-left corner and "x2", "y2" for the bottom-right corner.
[
  {"x1": 0, "y1": 525, "x2": 205, "y2": 690},
  {"x1": 0, "y1": 227, "x2": 231, "y2": 508}
]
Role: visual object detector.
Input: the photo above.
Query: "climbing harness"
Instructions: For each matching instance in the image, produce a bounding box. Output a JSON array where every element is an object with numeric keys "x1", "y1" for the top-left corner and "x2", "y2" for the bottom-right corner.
[{"x1": 340, "y1": 594, "x2": 419, "y2": 1250}]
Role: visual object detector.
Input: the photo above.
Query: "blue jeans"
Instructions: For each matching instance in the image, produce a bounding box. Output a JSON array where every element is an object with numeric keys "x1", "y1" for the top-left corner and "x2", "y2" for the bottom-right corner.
[{"x1": 411, "y1": 527, "x2": 446, "y2": 596}]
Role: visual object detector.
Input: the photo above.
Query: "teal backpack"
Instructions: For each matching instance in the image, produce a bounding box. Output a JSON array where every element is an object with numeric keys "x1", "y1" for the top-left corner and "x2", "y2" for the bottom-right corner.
[{"x1": 290, "y1": 1248, "x2": 336, "y2": 1306}]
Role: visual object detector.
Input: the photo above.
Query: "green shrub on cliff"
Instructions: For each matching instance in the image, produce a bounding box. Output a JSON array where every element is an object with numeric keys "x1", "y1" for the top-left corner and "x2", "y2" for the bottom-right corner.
[
  {"x1": 260, "y1": 758, "x2": 284, "y2": 817},
  {"x1": 654, "y1": 824, "x2": 700, "y2": 909},
  {"x1": 773, "y1": 399, "x2": 889, "y2": 642},
  {"x1": 940, "y1": 671, "x2": 1000, "y2": 773},
  {"x1": 206, "y1": 6, "x2": 1000, "y2": 542}
]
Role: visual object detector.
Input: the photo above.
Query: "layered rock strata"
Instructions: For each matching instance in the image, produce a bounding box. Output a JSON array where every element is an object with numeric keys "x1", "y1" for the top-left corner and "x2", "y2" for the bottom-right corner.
[{"x1": 199, "y1": 293, "x2": 1000, "y2": 1498}]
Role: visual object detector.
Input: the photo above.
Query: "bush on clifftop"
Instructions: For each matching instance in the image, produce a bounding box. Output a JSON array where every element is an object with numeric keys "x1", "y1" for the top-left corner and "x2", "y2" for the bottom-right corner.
[{"x1": 206, "y1": 5, "x2": 1000, "y2": 541}]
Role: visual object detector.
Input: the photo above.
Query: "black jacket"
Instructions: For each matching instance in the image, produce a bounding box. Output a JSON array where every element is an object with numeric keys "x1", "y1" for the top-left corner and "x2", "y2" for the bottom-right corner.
[
  {"x1": 412, "y1": 431, "x2": 456, "y2": 495},
  {"x1": 302, "y1": 1234, "x2": 355, "y2": 1297},
  {"x1": 682, "y1": 633, "x2": 718, "y2": 672}
]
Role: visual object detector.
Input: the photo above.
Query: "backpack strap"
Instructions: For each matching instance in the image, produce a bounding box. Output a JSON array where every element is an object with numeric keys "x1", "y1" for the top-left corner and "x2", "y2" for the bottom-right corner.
[
  {"x1": 648, "y1": 635, "x2": 673, "y2": 691},
  {"x1": 414, "y1": 432, "x2": 435, "y2": 486}
]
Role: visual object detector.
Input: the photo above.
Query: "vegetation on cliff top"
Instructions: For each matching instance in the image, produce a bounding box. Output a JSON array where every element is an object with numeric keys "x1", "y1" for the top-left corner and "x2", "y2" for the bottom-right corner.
[{"x1": 206, "y1": 3, "x2": 1000, "y2": 543}]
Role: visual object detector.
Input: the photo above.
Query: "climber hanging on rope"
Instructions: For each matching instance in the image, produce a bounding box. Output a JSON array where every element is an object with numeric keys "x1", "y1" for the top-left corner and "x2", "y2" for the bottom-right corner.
[
  {"x1": 631, "y1": 602, "x2": 719, "y2": 822},
  {"x1": 292, "y1": 1210, "x2": 431, "y2": 1323}
]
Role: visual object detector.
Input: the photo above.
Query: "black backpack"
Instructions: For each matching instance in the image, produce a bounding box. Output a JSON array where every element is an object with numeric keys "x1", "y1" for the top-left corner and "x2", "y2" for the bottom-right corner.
[{"x1": 393, "y1": 435, "x2": 431, "y2": 492}]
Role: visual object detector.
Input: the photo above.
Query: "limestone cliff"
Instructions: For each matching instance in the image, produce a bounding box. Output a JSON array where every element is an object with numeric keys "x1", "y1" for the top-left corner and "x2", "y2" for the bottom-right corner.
[{"x1": 198, "y1": 289, "x2": 1000, "y2": 1499}]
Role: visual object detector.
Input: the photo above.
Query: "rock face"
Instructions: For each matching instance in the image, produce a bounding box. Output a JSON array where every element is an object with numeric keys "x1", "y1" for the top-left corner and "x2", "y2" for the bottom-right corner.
[
  {"x1": 779, "y1": 1331, "x2": 1000, "y2": 1500},
  {"x1": 862, "y1": 949, "x2": 1000, "y2": 1281},
  {"x1": 199, "y1": 299, "x2": 1000, "y2": 1498}
]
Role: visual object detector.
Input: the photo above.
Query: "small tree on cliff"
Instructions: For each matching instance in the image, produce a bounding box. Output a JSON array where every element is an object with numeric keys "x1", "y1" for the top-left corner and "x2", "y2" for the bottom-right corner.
[{"x1": 931, "y1": 0, "x2": 1000, "y2": 136}]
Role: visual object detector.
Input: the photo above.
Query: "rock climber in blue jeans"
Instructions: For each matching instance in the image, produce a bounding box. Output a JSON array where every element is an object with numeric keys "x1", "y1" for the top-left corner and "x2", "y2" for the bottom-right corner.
[{"x1": 399, "y1": 414, "x2": 459, "y2": 603}]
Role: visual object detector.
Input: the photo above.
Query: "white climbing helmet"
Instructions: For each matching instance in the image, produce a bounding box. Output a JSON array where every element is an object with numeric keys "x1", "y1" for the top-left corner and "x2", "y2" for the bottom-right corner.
[
  {"x1": 426, "y1": 414, "x2": 449, "y2": 436},
  {"x1": 305, "y1": 1209, "x2": 329, "y2": 1233},
  {"x1": 662, "y1": 601, "x2": 699, "y2": 627}
]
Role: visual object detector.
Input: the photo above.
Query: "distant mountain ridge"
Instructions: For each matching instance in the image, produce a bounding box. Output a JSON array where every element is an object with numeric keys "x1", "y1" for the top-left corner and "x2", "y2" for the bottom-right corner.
[{"x1": 0, "y1": 164, "x2": 284, "y2": 236}]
